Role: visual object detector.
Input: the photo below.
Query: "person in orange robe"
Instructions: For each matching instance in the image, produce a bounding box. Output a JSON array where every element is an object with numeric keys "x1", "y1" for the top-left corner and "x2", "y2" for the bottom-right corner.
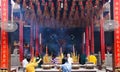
[
  {"x1": 87, "y1": 53, "x2": 97, "y2": 64},
  {"x1": 26, "y1": 57, "x2": 42, "y2": 72}
]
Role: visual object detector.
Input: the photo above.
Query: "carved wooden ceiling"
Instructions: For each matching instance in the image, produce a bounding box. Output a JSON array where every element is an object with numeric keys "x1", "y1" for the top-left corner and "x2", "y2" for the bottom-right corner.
[{"x1": 13, "y1": 0, "x2": 109, "y2": 28}]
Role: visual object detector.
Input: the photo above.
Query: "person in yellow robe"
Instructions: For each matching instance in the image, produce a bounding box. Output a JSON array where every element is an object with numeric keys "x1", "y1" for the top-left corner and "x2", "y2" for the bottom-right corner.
[
  {"x1": 26, "y1": 57, "x2": 42, "y2": 72},
  {"x1": 87, "y1": 53, "x2": 97, "y2": 64}
]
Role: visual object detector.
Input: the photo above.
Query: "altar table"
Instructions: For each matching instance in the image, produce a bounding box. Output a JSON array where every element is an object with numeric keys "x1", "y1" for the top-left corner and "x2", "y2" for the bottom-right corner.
[
  {"x1": 106, "y1": 67, "x2": 113, "y2": 72},
  {"x1": 11, "y1": 66, "x2": 18, "y2": 72},
  {"x1": 35, "y1": 68, "x2": 97, "y2": 72}
]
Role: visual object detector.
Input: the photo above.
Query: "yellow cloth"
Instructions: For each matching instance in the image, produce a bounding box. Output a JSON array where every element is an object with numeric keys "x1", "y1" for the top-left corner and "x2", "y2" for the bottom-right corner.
[
  {"x1": 26, "y1": 58, "x2": 38, "y2": 72},
  {"x1": 87, "y1": 55, "x2": 97, "y2": 64}
]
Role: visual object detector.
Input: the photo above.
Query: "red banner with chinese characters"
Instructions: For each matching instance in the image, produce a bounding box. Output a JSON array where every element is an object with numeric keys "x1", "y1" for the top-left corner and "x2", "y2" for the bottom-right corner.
[
  {"x1": 114, "y1": 0, "x2": 120, "y2": 67},
  {"x1": 0, "y1": 0, "x2": 9, "y2": 69}
]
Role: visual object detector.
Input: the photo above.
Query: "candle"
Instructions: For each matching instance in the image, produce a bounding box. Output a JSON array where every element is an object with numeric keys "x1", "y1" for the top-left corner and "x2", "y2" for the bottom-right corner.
[
  {"x1": 60, "y1": 47, "x2": 64, "y2": 58},
  {"x1": 73, "y1": 45, "x2": 75, "y2": 56},
  {"x1": 60, "y1": 47, "x2": 62, "y2": 53},
  {"x1": 83, "y1": 32, "x2": 85, "y2": 44},
  {"x1": 40, "y1": 33, "x2": 41, "y2": 45},
  {"x1": 46, "y1": 46, "x2": 48, "y2": 54},
  {"x1": 73, "y1": 45, "x2": 75, "y2": 53}
]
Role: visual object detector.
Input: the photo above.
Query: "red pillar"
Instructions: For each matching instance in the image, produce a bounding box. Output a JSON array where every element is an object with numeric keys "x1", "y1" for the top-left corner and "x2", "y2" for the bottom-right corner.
[
  {"x1": 91, "y1": 18, "x2": 94, "y2": 53},
  {"x1": 0, "y1": 26, "x2": 2, "y2": 67},
  {"x1": 0, "y1": 0, "x2": 9, "y2": 71},
  {"x1": 19, "y1": 20, "x2": 24, "y2": 62},
  {"x1": 35, "y1": 23, "x2": 39, "y2": 56},
  {"x1": 100, "y1": 15, "x2": 105, "y2": 62},
  {"x1": 30, "y1": 21, "x2": 34, "y2": 56},
  {"x1": 85, "y1": 26, "x2": 90, "y2": 56},
  {"x1": 0, "y1": 29, "x2": 1, "y2": 67}
]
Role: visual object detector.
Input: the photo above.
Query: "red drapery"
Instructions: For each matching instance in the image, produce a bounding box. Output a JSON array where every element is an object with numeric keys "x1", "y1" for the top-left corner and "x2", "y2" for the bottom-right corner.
[
  {"x1": 100, "y1": 14, "x2": 105, "y2": 61},
  {"x1": 114, "y1": 0, "x2": 120, "y2": 67},
  {"x1": 0, "y1": 0, "x2": 9, "y2": 70}
]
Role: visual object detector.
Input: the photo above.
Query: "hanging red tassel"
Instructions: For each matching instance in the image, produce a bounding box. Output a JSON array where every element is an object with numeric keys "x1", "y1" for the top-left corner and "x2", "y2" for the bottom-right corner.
[
  {"x1": 56, "y1": 1, "x2": 60, "y2": 20},
  {"x1": 51, "y1": 2, "x2": 55, "y2": 18}
]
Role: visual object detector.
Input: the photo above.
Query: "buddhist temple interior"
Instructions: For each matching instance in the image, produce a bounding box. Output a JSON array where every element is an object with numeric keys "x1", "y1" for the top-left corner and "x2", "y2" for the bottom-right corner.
[{"x1": 0, "y1": 0, "x2": 120, "y2": 72}]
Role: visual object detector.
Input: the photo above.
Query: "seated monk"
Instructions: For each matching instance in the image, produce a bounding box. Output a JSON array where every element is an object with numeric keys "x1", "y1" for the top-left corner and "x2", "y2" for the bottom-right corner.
[{"x1": 87, "y1": 53, "x2": 97, "y2": 64}]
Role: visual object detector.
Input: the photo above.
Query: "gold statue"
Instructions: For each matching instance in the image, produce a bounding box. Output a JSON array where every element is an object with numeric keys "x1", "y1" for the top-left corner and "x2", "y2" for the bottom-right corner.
[
  {"x1": 53, "y1": 47, "x2": 64, "y2": 64},
  {"x1": 71, "y1": 45, "x2": 79, "y2": 63},
  {"x1": 43, "y1": 46, "x2": 52, "y2": 64},
  {"x1": 60, "y1": 47, "x2": 64, "y2": 59}
]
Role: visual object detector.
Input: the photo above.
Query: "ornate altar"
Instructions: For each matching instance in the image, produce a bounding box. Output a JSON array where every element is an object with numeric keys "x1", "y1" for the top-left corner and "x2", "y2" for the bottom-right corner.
[
  {"x1": 43, "y1": 54, "x2": 52, "y2": 64},
  {"x1": 71, "y1": 52, "x2": 80, "y2": 69},
  {"x1": 72, "y1": 52, "x2": 79, "y2": 64},
  {"x1": 42, "y1": 53, "x2": 53, "y2": 69},
  {"x1": 72, "y1": 45, "x2": 79, "y2": 64},
  {"x1": 85, "y1": 62, "x2": 96, "y2": 69},
  {"x1": 42, "y1": 45, "x2": 81, "y2": 69}
]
